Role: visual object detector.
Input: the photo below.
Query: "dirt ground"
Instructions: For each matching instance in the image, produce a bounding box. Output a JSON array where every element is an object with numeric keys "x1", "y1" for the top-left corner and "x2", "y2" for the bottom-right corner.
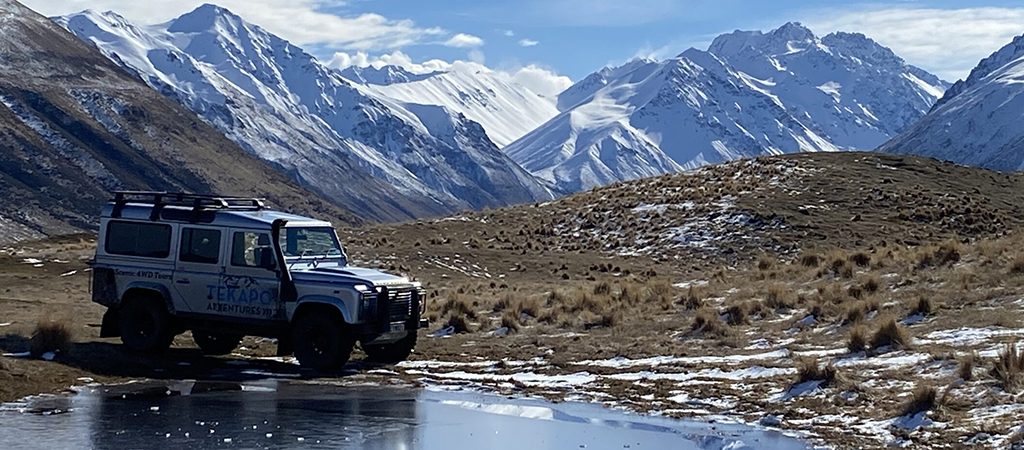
[{"x1": 4, "y1": 153, "x2": 1024, "y2": 449}]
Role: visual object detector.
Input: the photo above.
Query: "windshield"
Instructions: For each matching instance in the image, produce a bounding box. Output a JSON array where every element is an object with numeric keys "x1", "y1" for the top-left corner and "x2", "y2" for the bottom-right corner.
[{"x1": 279, "y1": 227, "x2": 345, "y2": 262}]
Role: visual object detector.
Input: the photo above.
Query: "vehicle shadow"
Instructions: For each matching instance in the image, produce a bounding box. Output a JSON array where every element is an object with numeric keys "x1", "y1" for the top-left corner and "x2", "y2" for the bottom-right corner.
[{"x1": 2, "y1": 335, "x2": 369, "y2": 382}]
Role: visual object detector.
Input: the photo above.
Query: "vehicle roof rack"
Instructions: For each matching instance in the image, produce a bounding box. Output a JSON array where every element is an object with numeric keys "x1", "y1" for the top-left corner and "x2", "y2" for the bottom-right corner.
[{"x1": 110, "y1": 191, "x2": 266, "y2": 222}]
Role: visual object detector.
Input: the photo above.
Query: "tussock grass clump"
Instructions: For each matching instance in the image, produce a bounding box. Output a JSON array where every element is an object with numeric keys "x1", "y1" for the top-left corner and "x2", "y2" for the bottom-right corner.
[
  {"x1": 913, "y1": 297, "x2": 933, "y2": 316},
  {"x1": 799, "y1": 253, "x2": 821, "y2": 268},
  {"x1": 593, "y1": 281, "x2": 611, "y2": 296},
  {"x1": 757, "y1": 255, "x2": 775, "y2": 271},
  {"x1": 1009, "y1": 253, "x2": 1024, "y2": 275},
  {"x1": 0, "y1": 356, "x2": 8, "y2": 372},
  {"x1": 848, "y1": 326, "x2": 868, "y2": 353},
  {"x1": 500, "y1": 311, "x2": 521, "y2": 333},
  {"x1": 439, "y1": 294, "x2": 478, "y2": 320},
  {"x1": 444, "y1": 314, "x2": 473, "y2": 334},
  {"x1": 990, "y1": 342, "x2": 1024, "y2": 392},
  {"x1": 678, "y1": 287, "x2": 704, "y2": 310},
  {"x1": 691, "y1": 308, "x2": 728, "y2": 336},
  {"x1": 917, "y1": 240, "x2": 962, "y2": 269},
  {"x1": 826, "y1": 251, "x2": 854, "y2": 278},
  {"x1": 861, "y1": 275, "x2": 882, "y2": 294},
  {"x1": 764, "y1": 283, "x2": 794, "y2": 310},
  {"x1": 959, "y1": 352, "x2": 978, "y2": 381},
  {"x1": 794, "y1": 357, "x2": 842, "y2": 387},
  {"x1": 30, "y1": 318, "x2": 73, "y2": 358},
  {"x1": 901, "y1": 385, "x2": 939, "y2": 417},
  {"x1": 848, "y1": 252, "x2": 871, "y2": 268},
  {"x1": 725, "y1": 304, "x2": 748, "y2": 326},
  {"x1": 870, "y1": 317, "x2": 911, "y2": 351}
]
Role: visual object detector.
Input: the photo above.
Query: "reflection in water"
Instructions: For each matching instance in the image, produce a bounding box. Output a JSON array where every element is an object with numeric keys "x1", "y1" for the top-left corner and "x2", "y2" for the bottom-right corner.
[{"x1": 0, "y1": 381, "x2": 812, "y2": 450}]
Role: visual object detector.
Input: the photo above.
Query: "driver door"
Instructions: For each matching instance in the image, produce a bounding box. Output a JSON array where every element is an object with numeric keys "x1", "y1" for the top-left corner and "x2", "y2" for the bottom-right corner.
[{"x1": 214, "y1": 229, "x2": 287, "y2": 323}]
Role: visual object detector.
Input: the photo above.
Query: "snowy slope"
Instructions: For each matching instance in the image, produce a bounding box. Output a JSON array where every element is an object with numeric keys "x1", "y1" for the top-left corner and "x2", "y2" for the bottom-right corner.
[
  {"x1": 508, "y1": 23, "x2": 948, "y2": 193},
  {"x1": 343, "y1": 66, "x2": 560, "y2": 148},
  {"x1": 57, "y1": 6, "x2": 553, "y2": 220},
  {"x1": 878, "y1": 33, "x2": 1024, "y2": 171}
]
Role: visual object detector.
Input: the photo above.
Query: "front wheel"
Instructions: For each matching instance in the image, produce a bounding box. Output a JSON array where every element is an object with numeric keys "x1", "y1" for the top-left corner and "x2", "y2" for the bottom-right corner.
[
  {"x1": 293, "y1": 313, "x2": 354, "y2": 371},
  {"x1": 192, "y1": 332, "x2": 242, "y2": 355},
  {"x1": 362, "y1": 331, "x2": 417, "y2": 364},
  {"x1": 118, "y1": 296, "x2": 175, "y2": 353}
]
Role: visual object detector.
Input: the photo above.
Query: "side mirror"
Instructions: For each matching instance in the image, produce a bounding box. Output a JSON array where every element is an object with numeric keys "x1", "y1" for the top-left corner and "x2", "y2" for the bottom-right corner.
[{"x1": 255, "y1": 247, "x2": 277, "y2": 271}]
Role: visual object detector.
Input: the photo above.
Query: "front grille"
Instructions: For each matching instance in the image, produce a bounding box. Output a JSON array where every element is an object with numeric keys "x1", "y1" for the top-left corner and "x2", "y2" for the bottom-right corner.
[{"x1": 388, "y1": 288, "x2": 414, "y2": 322}]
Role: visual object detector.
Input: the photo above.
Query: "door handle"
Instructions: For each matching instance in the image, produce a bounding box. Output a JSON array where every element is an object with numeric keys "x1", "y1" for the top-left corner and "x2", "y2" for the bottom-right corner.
[{"x1": 176, "y1": 278, "x2": 191, "y2": 285}]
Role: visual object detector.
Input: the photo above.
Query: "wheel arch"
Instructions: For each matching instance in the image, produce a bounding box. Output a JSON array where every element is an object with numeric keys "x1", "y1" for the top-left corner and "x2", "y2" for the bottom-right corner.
[
  {"x1": 121, "y1": 283, "x2": 174, "y2": 313},
  {"x1": 293, "y1": 297, "x2": 352, "y2": 324}
]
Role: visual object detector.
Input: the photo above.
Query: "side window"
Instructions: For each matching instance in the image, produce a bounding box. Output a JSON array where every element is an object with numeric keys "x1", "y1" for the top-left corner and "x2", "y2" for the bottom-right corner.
[
  {"x1": 232, "y1": 231, "x2": 275, "y2": 269},
  {"x1": 105, "y1": 221, "x2": 172, "y2": 258},
  {"x1": 179, "y1": 228, "x2": 221, "y2": 264}
]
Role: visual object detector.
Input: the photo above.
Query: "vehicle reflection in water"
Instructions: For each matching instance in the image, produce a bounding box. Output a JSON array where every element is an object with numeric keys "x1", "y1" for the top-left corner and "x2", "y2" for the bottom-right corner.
[{"x1": 0, "y1": 381, "x2": 813, "y2": 450}]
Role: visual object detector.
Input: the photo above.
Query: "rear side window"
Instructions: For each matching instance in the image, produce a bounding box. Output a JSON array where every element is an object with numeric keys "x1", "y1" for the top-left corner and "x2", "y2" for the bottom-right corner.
[
  {"x1": 232, "y1": 231, "x2": 274, "y2": 268},
  {"x1": 179, "y1": 228, "x2": 221, "y2": 264},
  {"x1": 105, "y1": 221, "x2": 172, "y2": 258}
]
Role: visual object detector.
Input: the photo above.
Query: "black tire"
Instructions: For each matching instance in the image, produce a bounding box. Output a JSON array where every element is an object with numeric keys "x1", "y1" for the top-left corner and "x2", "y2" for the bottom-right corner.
[
  {"x1": 293, "y1": 312, "x2": 354, "y2": 371},
  {"x1": 362, "y1": 331, "x2": 417, "y2": 364},
  {"x1": 192, "y1": 332, "x2": 242, "y2": 356},
  {"x1": 118, "y1": 295, "x2": 175, "y2": 353}
]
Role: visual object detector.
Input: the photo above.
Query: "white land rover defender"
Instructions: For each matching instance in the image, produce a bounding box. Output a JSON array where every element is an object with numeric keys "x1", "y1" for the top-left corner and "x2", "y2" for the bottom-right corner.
[{"x1": 90, "y1": 192, "x2": 427, "y2": 370}]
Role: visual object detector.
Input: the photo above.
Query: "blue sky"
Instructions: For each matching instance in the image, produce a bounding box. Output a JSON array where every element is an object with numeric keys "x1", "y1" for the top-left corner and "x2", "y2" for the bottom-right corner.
[{"x1": 25, "y1": 0, "x2": 1024, "y2": 90}]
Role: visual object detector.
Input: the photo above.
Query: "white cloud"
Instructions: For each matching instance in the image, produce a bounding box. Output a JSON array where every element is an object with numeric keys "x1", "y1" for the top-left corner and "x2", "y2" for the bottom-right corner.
[
  {"x1": 499, "y1": 29, "x2": 515, "y2": 37},
  {"x1": 518, "y1": 39, "x2": 539, "y2": 47},
  {"x1": 328, "y1": 51, "x2": 572, "y2": 98},
  {"x1": 803, "y1": 7, "x2": 1024, "y2": 81},
  {"x1": 444, "y1": 33, "x2": 485, "y2": 48},
  {"x1": 22, "y1": 0, "x2": 446, "y2": 51}
]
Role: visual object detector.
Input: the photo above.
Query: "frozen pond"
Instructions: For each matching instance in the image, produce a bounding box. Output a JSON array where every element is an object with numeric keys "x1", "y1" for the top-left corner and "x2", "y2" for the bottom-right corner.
[{"x1": 0, "y1": 381, "x2": 812, "y2": 449}]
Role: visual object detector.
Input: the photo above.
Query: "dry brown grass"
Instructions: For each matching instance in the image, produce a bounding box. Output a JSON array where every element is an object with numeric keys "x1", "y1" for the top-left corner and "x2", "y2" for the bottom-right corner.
[
  {"x1": 724, "y1": 304, "x2": 748, "y2": 326},
  {"x1": 870, "y1": 317, "x2": 911, "y2": 351},
  {"x1": 794, "y1": 356, "x2": 842, "y2": 388},
  {"x1": 757, "y1": 255, "x2": 776, "y2": 271},
  {"x1": 1010, "y1": 253, "x2": 1024, "y2": 275},
  {"x1": 799, "y1": 253, "x2": 821, "y2": 268},
  {"x1": 444, "y1": 314, "x2": 473, "y2": 334},
  {"x1": 901, "y1": 385, "x2": 939, "y2": 417},
  {"x1": 917, "y1": 240, "x2": 962, "y2": 269},
  {"x1": 848, "y1": 252, "x2": 871, "y2": 268},
  {"x1": 692, "y1": 308, "x2": 728, "y2": 336},
  {"x1": 593, "y1": 281, "x2": 611, "y2": 296},
  {"x1": 848, "y1": 326, "x2": 868, "y2": 353},
  {"x1": 844, "y1": 300, "x2": 878, "y2": 324},
  {"x1": 959, "y1": 353, "x2": 977, "y2": 381},
  {"x1": 438, "y1": 293, "x2": 478, "y2": 320},
  {"x1": 0, "y1": 356, "x2": 8, "y2": 372},
  {"x1": 990, "y1": 342, "x2": 1024, "y2": 392},
  {"x1": 29, "y1": 318, "x2": 72, "y2": 358},
  {"x1": 764, "y1": 283, "x2": 794, "y2": 310},
  {"x1": 913, "y1": 297, "x2": 934, "y2": 316},
  {"x1": 500, "y1": 311, "x2": 521, "y2": 333},
  {"x1": 678, "y1": 287, "x2": 704, "y2": 310}
]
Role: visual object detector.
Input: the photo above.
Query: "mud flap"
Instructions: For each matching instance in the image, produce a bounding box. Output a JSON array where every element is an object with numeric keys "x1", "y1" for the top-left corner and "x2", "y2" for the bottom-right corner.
[{"x1": 100, "y1": 308, "x2": 121, "y2": 338}]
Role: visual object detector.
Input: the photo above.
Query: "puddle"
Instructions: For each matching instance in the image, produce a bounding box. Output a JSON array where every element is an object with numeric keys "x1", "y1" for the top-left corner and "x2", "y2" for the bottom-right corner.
[{"x1": 0, "y1": 381, "x2": 812, "y2": 449}]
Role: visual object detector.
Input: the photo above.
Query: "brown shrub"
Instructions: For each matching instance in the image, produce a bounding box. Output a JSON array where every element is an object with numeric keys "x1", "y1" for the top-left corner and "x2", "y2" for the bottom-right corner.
[
  {"x1": 990, "y1": 342, "x2": 1024, "y2": 392},
  {"x1": 691, "y1": 308, "x2": 728, "y2": 336},
  {"x1": 848, "y1": 326, "x2": 868, "y2": 353},
  {"x1": 794, "y1": 357, "x2": 842, "y2": 387},
  {"x1": 30, "y1": 318, "x2": 73, "y2": 358},
  {"x1": 870, "y1": 317, "x2": 911, "y2": 351}
]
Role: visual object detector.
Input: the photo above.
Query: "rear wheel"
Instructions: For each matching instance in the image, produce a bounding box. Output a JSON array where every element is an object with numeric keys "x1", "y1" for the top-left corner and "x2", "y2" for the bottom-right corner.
[
  {"x1": 192, "y1": 332, "x2": 242, "y2": 355},
  {"x1": 293, "y1": 312, "x2": 354, "y2": 371},
  {"x1": 362, "y1": 331, "x2": 417, "y2": 364},
  {"x1": 118, "y1": 295, "x2": 175, "y2": 353}
]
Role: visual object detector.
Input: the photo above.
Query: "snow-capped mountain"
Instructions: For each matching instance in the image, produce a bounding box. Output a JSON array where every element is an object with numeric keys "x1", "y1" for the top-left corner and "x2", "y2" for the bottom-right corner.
[
  {"x1": 878, "y1": 33, "x2": 1024, "y2": 171},
  {"x1": 0, "y1": 0, "x2": 359, "y2": 243},
  {"x1": 507, "y1": 23, "x2": 948, "y2": 192},
  {"x1": 57, "y1": 5, "x2": 554, "y2": 221},
  {"x1": 341, "y1": 65, "x2": 560, "y2": 147}
]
